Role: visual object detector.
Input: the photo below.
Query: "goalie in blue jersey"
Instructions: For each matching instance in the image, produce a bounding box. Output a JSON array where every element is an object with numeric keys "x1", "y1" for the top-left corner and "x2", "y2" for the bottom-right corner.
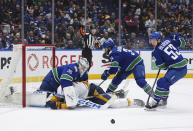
[
  {"x1": 38, "y1": 57, "x2": 90, "y2": 108},
  {"x1": 101, "y1": 40, "x2": 152, "y2": 96},
  {"x1": 146, "y1": 32, "x2": 187, "y2": 109}
]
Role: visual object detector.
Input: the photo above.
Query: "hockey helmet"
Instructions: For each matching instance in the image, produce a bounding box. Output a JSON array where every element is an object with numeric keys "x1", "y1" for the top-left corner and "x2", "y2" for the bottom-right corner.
[
  {"x1": 78, "y1": 58, "x2": 89, "y2": 76},
  {"x1": 103, "y1": 40, "x2": 115, "y2": 48},
  {"x1": 149, "y1": 32, "x2": 162, "y2": 40}
]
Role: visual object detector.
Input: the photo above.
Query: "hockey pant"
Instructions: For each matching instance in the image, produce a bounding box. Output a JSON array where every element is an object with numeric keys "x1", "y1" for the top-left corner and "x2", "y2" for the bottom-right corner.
[
  {"x1": 153, "y1": 68, "x2": 187, "y2": 102},
  {"x1": 107, "y1": 62, "x2": 152, "y2": 94},
  {"x1": 39, "y1": 70, "x2": 60, "y2": 93}
]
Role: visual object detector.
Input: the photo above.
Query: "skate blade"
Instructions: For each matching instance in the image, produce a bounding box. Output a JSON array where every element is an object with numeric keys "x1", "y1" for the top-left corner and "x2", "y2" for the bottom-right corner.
[{"x1": 144, "y1": 107, "x2": 157, "y2": 111}]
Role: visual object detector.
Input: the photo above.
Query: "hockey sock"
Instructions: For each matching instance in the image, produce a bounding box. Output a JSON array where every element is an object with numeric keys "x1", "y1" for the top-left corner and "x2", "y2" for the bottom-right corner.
[
  {"x1": 143, "y1": 84, "x2": 152, "y2": 95},
  {"x1": 106, "y1": 83, "x2": 117, "y2": 93}
]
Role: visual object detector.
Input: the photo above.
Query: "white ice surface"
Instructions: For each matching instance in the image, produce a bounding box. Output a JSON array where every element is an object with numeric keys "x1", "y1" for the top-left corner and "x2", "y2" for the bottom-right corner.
[{"x1": 0, "y1": 79, "x2": 193, "y2": 131}]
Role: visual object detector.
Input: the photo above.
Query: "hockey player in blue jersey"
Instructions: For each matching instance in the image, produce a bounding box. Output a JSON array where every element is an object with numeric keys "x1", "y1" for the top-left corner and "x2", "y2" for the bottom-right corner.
[
  {"x1": 101, "y1": 40, "x2": 152, "y2": 96},
  {"x1": 38, "y1": 57, "x2": 90, "y2": 108},
  {"x1": 145, "y1": 32, "x2": 187, "y2": 109}
]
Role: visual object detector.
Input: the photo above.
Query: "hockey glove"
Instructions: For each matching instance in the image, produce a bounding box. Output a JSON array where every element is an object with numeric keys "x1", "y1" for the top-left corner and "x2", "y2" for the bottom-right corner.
[{"x1": 101, "y1": 70, "x2": 110, "y2": 80}]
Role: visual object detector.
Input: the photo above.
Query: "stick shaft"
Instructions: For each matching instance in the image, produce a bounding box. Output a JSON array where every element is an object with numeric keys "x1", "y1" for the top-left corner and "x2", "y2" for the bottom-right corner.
[{"x1": 146, "y1": 69, "x2": 161, "y2": 106}]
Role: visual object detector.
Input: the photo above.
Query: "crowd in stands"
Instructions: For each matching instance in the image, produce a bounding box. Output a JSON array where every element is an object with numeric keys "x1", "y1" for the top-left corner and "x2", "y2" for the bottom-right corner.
[{"x1": 0, "y1": 0, "x2": 192, "y2": 50}]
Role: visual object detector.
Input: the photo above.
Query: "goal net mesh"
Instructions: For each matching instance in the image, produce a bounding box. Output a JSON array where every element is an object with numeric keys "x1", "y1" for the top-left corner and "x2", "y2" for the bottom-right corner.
[{"x1": 0, "y1": 44, "x2": 55, "y2": 107}]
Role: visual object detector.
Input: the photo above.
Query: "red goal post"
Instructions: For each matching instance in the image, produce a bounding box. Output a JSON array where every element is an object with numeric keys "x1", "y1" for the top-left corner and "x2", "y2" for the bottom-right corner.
[{"x1": 21, "y1": 44, "x2": 55, "y2": 107}]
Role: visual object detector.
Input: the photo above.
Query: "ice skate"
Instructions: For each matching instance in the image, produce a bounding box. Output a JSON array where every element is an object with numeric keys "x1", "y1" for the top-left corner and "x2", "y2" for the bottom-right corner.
[
  {"x1": 115, "y1": 89, "x2": 129, "y2": 98},
  {"x1": 133, "y1": 99, "x2": 145, "y2": 107},
  {"x1": 145, "y1": 98, "x2": 159, "y2": 111}
]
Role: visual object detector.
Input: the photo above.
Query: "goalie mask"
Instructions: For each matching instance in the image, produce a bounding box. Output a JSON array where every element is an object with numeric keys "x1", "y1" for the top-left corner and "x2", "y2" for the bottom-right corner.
[{"x1": 78, "y1": 58, "x2": 89, "y2": 77}]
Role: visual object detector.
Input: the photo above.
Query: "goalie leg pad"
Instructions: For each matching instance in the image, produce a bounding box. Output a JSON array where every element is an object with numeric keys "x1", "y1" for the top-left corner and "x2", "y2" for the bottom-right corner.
[
  {"x1": 46, "y1": 101, "x2": 69, "y2": 109},
  {"x1": 110, "y1": 98, "x2": 145, "y2": 108},
  {"x1": 88, "y1": 83, "x2": 111, "y2": 105},
  {"x1": 110, "y1": 98, "x2": 130, "y2": 108},
  {"x1": 29, "y1": 91, "x2": 48, "y2": 107}
]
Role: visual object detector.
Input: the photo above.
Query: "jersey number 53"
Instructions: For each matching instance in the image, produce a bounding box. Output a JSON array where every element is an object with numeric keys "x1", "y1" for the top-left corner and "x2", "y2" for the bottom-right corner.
[{"x1": 164, "y1": 44, "x2": 181, "y2": 60}]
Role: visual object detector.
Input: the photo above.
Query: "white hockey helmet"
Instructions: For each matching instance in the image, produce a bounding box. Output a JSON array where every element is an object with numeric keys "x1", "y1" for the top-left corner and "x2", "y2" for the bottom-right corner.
[{"x1": 78, "y1": 58, "x2": 89, "y2": 76}]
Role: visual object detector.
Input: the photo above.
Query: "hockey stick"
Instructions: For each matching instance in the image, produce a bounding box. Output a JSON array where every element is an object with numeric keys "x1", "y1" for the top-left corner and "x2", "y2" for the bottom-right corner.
[
  {"x1": 120, "y1": 78, "x2": 130, "y2": 97},
  {"x1": 122, "y1": 78, "x2": 130, "y2": 92},
  {"x1": 98, "y1": 80, "x2": 105, "y2": 86},
  {"x1": 145, "y1": 69, "x2": 161, "y2": 107}
]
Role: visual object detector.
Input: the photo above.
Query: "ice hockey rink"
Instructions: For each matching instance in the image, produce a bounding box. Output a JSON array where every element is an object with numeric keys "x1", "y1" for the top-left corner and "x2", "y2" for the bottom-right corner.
[{"x1": 0, "y1": 78, "x2": 193, "y2": 131}]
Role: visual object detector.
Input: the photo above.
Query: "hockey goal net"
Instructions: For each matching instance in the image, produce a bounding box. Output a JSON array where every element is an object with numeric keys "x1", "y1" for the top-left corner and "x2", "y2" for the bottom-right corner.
[{"x1": 0, "y1": 44, "x2": 55, "y2": 107}]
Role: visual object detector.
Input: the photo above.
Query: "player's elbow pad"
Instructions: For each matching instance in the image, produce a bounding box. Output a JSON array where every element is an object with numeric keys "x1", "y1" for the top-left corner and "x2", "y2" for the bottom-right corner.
[{"x1": 63, "y1": 86, "x2": 78, "y2": 108}]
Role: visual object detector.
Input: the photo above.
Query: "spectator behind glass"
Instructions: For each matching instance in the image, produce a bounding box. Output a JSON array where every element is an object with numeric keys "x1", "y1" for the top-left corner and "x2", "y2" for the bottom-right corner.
[
  {"x1": 125, "y1": 32, "x2": 138, "y2": 49},
  {"x1": 63, "y1": 32, "x2": 72, "y2": 48},
  {"x1": 26, "y1": 30, "x2": 36, "y2": 44},
  {"x1": 45, "y1": 31, "x2": 51, "y2": 44},
  {"x1": 36, "y1": 24, "x2": 48, "y2": 40},
  {"x1": 145, "y1": 14, "x2": 156, "y2": 37},
  {"x1": 2, "y1": 30, "x2": 13, "y2": 49},
  {"x1": 65, "y1": 40, "x2": 76, "y2": 49},
  {"x1": 12, "y1": 4, "x2": 21, "y2": 25},
  {"x1": 99, "y1": 31, "x2": 113, "y2": 47},
  {"x1": 123, "y1": 11, "x2": 138, "y2": 33}
]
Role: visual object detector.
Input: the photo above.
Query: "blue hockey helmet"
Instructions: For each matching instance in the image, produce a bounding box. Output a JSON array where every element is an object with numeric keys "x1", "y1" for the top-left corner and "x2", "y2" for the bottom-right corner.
[
  {"x1": 103, "y1": 40, "x2": 115, "y2": 48},
  {"x1": 149, "y1": 32, "x2": 162, "y2": 40}
]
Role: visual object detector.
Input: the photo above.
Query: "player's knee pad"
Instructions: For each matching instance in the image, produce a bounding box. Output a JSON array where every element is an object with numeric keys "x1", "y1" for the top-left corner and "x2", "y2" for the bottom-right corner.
[{"x1": 157, "y1": 78, "x2": 170, "y2": 90}]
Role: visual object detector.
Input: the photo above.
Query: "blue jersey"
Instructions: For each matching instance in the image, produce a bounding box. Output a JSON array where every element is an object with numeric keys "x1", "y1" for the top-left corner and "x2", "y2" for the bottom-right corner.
[
  {"x1": 43, "y1": 63, "x2": 88, "y2": 91},
  {"x1": 108, "y1": 46, "x2": 143, "y2": 74},
  {"x1": 152, "y1": 36, "x2": 187, "y2": 70}
]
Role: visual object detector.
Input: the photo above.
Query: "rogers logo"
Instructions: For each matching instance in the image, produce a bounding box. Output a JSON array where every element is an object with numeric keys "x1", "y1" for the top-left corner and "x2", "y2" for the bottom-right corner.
[{"x1": 27, "y1": 54, "x2": 39, "y2": 71}]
